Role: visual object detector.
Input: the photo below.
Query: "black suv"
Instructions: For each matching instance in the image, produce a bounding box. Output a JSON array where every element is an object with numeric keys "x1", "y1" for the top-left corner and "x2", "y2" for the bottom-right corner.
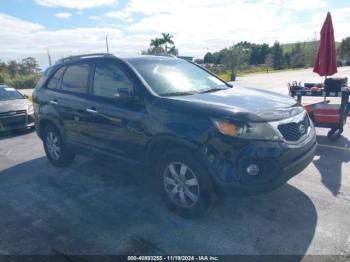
[{"x1": 33, "y1": 53, "x2": 317, "y2": 217}]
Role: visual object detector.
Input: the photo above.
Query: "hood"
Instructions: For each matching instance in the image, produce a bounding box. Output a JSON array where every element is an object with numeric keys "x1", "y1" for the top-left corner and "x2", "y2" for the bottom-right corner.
[
  {"x1": 0, "y1": 99, "x2": 30, "y2": 113},
  {"x1": 170, "y1": 86, "x2": 301, "y2": 121}
]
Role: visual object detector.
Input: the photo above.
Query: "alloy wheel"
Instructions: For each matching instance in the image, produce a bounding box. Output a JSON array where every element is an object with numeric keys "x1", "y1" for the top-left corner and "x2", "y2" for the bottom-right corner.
[
  {"x1": 46, "y1": 131, "x2": 61, "y2": 161},
  {"x1": 163, "y1": 162, "x2": 200, "y2": 208}
]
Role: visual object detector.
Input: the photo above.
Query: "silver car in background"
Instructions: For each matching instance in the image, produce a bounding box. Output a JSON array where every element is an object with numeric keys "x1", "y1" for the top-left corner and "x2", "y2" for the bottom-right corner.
[{"x1": 0, "y1": 84, "x2": 34, "y2": 132}]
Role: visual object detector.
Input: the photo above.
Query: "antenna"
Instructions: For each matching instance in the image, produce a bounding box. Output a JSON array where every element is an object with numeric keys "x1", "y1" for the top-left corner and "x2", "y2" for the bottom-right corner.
[
  {"x1": 106, "y1": 35, "x2": 110, "y2": 53},
  {"x1": 47, "y1": 48, "x2": 52, "y2": 66}
]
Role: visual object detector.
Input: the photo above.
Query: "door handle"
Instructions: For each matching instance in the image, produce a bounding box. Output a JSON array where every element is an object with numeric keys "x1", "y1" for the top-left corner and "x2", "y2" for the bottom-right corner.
[
  {"x1": 86, "y1": 108, "x2": 98, "y2": 114},
  {"x1": 49, "y1": 99, "x2": 58, "y2": 105}
]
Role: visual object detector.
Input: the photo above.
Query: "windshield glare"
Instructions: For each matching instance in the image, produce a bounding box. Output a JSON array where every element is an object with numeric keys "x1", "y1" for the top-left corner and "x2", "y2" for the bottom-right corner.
[
  {"x1": 129, "y1": 59, "x2": 228, "y2": 96},
  {"x1": 0, "y1": 87, "x2": 24, "y2": 101}
]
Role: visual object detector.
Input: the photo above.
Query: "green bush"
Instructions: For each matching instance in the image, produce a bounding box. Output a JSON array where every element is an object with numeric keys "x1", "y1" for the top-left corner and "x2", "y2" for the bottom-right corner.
[{"x1": 7, "y1": 74, "x2": 40, "y2": 89}]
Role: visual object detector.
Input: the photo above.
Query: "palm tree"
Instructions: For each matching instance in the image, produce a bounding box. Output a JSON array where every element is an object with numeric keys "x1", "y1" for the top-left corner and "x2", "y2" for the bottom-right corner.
[
  {"x1": 168, "y1": 46, "x2": 178, "y2": 56},
  {"x1": 150, "y1": 38, "x2": 162, "y2": 49},
  {"x1": 150, "y1": 38, "x2": 165, "y2": 55},
  {"x1": 160, "y1": 33, "x2": 174, "y2": 53}
]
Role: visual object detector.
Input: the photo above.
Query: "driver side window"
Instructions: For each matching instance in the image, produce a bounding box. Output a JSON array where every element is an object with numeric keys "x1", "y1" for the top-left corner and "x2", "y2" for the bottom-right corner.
[{"x1": 93, "y1": 62, "x2": 133, "y2": 98}]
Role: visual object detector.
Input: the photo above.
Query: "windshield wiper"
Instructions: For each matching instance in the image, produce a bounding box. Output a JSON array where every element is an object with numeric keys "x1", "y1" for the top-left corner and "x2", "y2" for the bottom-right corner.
[
  {"x1": 199, "y1": 87, "x2": 228, "y2": 94},
  {"x1": 161, "y1": 91, "x2": 199, "y2": 97}
]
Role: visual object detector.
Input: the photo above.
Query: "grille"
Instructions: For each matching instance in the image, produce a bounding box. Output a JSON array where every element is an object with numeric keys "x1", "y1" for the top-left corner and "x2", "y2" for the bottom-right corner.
[
  {"x1": 278, "y1": 116, "x2": 310, "y2": 142},
  {"x1": 0, "y1": 110, "x2": 26, "y2": 117},
  {"x1": 0, "y1": 110, "x2": 27, "y2": 128},
  {"x1": 0, "y1": 115, "x2": 26, "y2": 128}
]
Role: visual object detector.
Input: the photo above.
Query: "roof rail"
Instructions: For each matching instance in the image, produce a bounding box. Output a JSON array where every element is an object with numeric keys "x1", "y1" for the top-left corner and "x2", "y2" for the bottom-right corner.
[
  {"x1": 55, "y1": 53, "x2": 116, "y2": 64},
  {"x1": 141, "y1": 53, "x2": 177, "y2": 58}
]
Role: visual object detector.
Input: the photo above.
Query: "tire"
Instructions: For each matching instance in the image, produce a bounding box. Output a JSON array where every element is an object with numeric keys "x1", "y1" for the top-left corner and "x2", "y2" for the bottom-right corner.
[
  {"x1": 43, "y1": 124, "x2": 75, "y2": 167},
  {"x1": 327, "y1": 128, "x2": 341, "y2": 142},
  {"x1": 158, "y1": 148, "x2": 214, "y2": 219}
]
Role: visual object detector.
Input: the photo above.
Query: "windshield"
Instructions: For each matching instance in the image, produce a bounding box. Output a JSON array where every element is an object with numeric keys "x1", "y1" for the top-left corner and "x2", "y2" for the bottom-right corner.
[
  {"x1": 0, "y1": 87, "x2": 24, "y2": 101},
  {"x1": 129, "y1": 59, "x2": 229, "y2": 96}
]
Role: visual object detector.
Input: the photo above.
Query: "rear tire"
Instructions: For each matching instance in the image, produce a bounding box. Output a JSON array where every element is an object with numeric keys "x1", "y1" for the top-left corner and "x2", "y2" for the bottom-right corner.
[
  {"x1": 43, "y1": 124, "x2": 75, "y2": 167},
  {"x1": 158, "y1": 148, "x2": 214, "y2": 219}
]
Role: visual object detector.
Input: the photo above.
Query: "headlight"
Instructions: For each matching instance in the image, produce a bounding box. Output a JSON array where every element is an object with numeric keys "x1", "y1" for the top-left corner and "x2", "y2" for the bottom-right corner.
[
  {"x1": 27, "y1": 104, "x2": 34, "y2": 114},
  {"x1": 256, "y1": 106, "x2": 304, "y2": 121},
  {"x1": 212, "y1": 119, "x2": 281, "y2": 141},
  {"x1": 212, "y1": 120, "x2": 246, "y2": 137}
]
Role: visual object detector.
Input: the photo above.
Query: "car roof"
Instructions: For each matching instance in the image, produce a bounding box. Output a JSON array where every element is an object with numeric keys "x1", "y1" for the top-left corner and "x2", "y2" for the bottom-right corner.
[
  {"x1": 53, "y1": 53, "x2": 178, "y2": 67},
  {"x1": 45, "y1": 54, "x2": 180, "y2": 77},
  {"x1": 124, "y1": 55, "x2": 178, "y2": 63}
]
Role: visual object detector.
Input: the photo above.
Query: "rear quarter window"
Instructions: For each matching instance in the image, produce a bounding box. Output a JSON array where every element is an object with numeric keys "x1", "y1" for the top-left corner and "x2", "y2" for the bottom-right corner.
[{"x1": 47, "y1": 67, "x2": 65, "y2": 90}]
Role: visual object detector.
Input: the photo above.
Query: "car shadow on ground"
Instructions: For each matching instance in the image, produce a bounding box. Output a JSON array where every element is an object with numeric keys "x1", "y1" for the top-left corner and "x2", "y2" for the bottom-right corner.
[
  {"x1": 314, "y1": 135, "x2": 350, "y2": 196},
  {"x1": 0, "y1": 156, "x2": 317, "y2": 256},
  {"x1": 0, "y1": 128, "x2": 34, "y2": 140}
]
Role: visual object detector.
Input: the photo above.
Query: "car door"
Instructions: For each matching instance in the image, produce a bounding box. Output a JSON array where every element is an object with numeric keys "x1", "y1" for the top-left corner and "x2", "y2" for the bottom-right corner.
[
  {"x1": 86, "y1": 60, "x2": 148, "y2": 163},
  {"x1": 56, "y1": 63, "x2": 94, "y2": 150}
]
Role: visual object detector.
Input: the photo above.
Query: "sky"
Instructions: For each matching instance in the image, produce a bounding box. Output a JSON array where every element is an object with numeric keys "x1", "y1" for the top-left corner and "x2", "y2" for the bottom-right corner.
[{"x1": 1, "y1": 0, "x2": 350, "y2": 69}]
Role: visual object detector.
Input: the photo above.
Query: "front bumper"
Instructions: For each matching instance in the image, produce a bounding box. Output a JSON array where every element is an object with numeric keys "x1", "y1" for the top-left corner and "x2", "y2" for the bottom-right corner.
[
  {"x1": 0, "y1": 112, "x2": 35, "y2": 132},
  {"x1": 198, "y1": 127, "x2": 317, "y2": 194}
]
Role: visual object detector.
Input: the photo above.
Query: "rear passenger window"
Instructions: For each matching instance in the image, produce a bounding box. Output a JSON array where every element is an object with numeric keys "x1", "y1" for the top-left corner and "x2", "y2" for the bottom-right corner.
[
  {"x1": 47, "y1": 67, "x2": 65, "y2": 90},
  {"x1": 62, "y1": 64, "x2": 90, "y2": 93},
  {"x1": 93, "y1": 63, "x2": 133, "y2": 98}
]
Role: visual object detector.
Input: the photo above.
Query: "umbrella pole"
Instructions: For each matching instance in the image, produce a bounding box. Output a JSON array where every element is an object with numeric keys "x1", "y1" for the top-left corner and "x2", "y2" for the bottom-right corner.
[{"x1": 324, "y1": 75, "x2": 327, "y2": 102}]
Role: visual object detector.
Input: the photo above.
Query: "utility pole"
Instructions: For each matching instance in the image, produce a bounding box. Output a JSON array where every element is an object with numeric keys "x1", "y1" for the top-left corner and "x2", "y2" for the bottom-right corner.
[
  {"x1": 106, "y1": 35, "x2": 110, "y2": 53},
  {"x1": 47, "y1": 48, "x2": 52, "y2": 66}
]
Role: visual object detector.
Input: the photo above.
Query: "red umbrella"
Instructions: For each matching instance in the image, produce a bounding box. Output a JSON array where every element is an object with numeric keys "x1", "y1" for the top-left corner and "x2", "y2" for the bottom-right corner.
[{"x1": 313, "y1": 12, "x2": 337, "y2": 77}]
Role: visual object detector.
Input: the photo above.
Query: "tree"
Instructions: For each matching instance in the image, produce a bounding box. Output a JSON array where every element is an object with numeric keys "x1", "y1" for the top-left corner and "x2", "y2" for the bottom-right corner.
[
  {"x1": 339, "y1": 37, "x2": 350, "y2": 62},
  {"x1": 204, "y1": 52, "x2": 214, "y2": 63},
  {"x1": 148, "y1": 38, "x2": 165, "y2": 55},
  {"x1": 19, "y1": 57, "x2": 41, "y2": 75},
  {"x1": 264, "y1": 53, "x2": 273, "y2": 72},
  {"x1": 160, "y1": 32, "x2": 174, "y2": 53},
  {"x1": 144, "y1": 33, "x2": 178, "y2": 56},
  {"x1": 289, "y1": 43, "x2": 306, "y2": 68},
  {"x1": 7, "y1": 60, "x2": 20, "y2": 77},
  {"x1": 272, "y1": 41, "x2": 284, "y2": 69},
  {"x1": 222, "y1": 45, "x2": 248, "y2": 76},
  {"x1": 249, "y1": 43, "x2": 270, "y2": 65},
  {"x1": 168, "y1": 46, "x2": 178, "y2": 56}
]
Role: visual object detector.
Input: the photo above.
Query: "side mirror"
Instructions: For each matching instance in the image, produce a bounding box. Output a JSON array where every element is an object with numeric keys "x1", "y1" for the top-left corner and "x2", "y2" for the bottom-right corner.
[{"x1": 114, "y1": 88, "x2": 131, "y2": 101}]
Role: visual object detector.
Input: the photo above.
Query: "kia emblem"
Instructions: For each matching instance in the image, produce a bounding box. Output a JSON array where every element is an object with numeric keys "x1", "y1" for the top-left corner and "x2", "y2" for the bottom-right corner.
[{"x1": 299, "y1": 124, "x2": 306, "y2": 134}]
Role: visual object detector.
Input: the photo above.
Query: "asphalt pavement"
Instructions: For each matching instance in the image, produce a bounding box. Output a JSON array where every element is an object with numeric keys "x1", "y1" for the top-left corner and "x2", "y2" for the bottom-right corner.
[{"x1": 0, "y1": 68, "x2": 349, "y2": 256}]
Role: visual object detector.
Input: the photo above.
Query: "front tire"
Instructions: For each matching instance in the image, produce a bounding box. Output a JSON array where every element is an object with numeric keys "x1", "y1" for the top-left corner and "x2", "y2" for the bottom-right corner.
[
  {"x1": 43, "y1": 124, "x2": 75, "y2": 167},
  {"x1": 158, "y1": 149, "x2": 214, "y2": 218}
]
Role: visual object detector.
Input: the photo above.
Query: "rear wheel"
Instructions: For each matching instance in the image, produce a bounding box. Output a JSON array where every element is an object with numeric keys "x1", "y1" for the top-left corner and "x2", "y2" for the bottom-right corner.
[
  {"x1": 43, "y1": 125, "x2": 75, "y2": 167},
  {"x1": 158, "y1": 149, "x2": 214, "y2": 218}
]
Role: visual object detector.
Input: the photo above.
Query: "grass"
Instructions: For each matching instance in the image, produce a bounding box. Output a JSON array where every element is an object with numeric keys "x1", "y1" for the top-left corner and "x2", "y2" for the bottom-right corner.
[{"x1": 217, "y1": 66, "x2": 308, "y2": 81}]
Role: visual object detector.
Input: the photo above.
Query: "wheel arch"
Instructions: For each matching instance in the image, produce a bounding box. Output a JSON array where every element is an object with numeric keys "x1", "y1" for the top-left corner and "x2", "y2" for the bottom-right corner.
[
  {"x1": 146, "y1": 135, "x2": 200, "y2": 166},
  {"x1": 37, "y1": 117, "x2": 64, "y2": 140}
]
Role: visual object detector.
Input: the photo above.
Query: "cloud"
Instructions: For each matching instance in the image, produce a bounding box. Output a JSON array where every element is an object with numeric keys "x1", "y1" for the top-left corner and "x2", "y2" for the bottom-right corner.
[
  {"x1": 77, "y1": 10, "x2": 83, "y2": 15},
  {"x1": 0, "y1": 13, "x2": 128, "y2": 68},
  {"x1": 312, "y1": 7, "x2": 350, "y2": 40},
  {"x1": 89, "y1": 16, "x2": 101, "y2": 20},
  {"x1": 55, "y1": 12, "x2": 72, "y2": 19},
  {"x1": 0, "y1": 13, "x2": 44, "y2": 33},
  {"x1": 122, "y1": 0, "x2": 338, "y2": 57},
  {"x1": 284, "y1": 0, "x2": 327, "y2": 10},
  {"x1": 2, "y1": 1, "x2": 350, "y2": 69},
  {"x1": 104, "y1": 11, "x2": 133, "y2": 22},
  {"x1": 34, "y1": 0, "x2": 116, "y2": 9}
]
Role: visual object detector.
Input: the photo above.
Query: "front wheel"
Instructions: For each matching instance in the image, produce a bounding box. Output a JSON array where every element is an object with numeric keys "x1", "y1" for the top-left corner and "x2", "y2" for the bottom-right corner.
[
  {"x1": 43, "y1": 125, "x2": 75, "y2": 167},
  {"x1": 158, "y1": 149, "x2": 214, "y2": 219}
]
